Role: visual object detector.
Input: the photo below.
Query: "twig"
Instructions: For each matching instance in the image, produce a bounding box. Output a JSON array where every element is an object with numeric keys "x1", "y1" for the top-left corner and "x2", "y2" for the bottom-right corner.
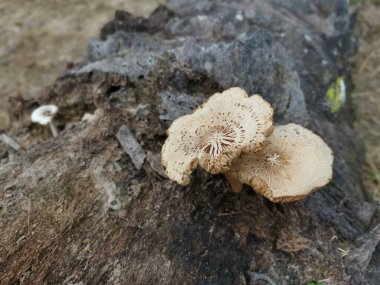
[
  {"x1": 116, "y1": 125, "x2": 146, "y2": 170},
  {"x1": 248, "y1": 272, "x2": 278, "y2": 285},
  {"x1": 107, "y1": 173, "x2": 121, "y2": 182},
  {"x1": 194, "y1": 224, "x2": 215, "y2": 281},
  {"x1": 0, "y1": 133, "x2": 21, "y2": 151},
  {"x1": 338, "y1": 247, "x2": 350, "y2": 257},
  {"x1": 27, "y1": 198, "x2": 32, "y2": 236},
  {"x1": 318, "y1": 277, "x2": 333, "y2": 283},
  {"x1": 217, "y1": 211, "x2": 241, "y2": 216},
  {"x1": 330, "y1": 235, "x2": 338, "y2": 241}
]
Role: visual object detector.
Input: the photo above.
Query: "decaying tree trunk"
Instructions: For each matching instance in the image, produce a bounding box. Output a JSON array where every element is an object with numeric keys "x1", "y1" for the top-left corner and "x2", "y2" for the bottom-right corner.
[{"x1": 1, "y1": 0, "x2": 379, "y2": 284}]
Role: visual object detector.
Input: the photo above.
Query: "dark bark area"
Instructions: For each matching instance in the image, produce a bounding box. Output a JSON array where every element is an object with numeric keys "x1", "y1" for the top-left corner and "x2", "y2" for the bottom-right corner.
[{"x1": 1, "y1": 0, "x2": 379, "y2": 284}]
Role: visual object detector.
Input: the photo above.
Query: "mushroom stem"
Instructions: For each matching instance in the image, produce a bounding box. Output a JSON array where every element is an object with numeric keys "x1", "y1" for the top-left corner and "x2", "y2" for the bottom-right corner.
[
  {"x1": 224, "y1": 171, "x2": 243, "y2": 193},
  {"x1": 49, "y1": 121, "x2": 59, "y2": 137}
]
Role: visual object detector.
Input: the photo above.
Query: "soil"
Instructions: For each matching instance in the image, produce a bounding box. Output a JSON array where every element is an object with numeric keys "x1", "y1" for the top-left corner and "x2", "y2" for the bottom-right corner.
[
  {"x1": 352, "y1": 2, "x2": 380, "y2": 201},
  {"x1": 0, "y1": 0, "x2": 163, "y2": 126}
]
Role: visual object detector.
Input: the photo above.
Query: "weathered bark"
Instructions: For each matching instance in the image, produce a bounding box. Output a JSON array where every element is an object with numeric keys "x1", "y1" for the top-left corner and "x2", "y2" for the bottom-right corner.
[{"x1": 1, "y1": 0, "x2": 379, "y2": 284}]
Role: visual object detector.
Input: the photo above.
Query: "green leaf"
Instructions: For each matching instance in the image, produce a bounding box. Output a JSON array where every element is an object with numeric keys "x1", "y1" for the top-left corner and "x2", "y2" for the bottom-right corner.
[{"x1": 325, "y1": 77, "x2": 346, "y2": 113}]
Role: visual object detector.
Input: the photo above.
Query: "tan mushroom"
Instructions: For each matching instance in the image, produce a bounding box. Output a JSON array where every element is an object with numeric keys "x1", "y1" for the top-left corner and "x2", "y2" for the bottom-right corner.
[
  {"x1": 229, "y1": 123, "x2": 333, "y2": 202},
  {"x1": 223, "y1": 171, "x2": 243, "y2": 193},
  {"x1": 161, "y1": 87, "x2": 274, "y2": 185}
]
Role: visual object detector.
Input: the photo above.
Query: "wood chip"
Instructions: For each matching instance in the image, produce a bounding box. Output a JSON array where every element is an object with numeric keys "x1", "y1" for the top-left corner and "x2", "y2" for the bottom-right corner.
[
  {"x1": 146, "y1": 151, "x2": 166, "y2": 177},
  {"x1": 116, "y1": 125, "x2": 146, "y2": 170},
  {"x1": 0, "y1": 133, "x2": 21, "y2": 151}
]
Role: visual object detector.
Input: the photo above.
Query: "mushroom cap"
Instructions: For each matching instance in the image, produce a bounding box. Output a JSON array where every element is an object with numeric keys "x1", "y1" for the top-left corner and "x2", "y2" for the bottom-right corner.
[
  {"x1": 31, "y1": 105, "x2": 59, "y2": 125},
  {"x1": 230, "y1": 123, "x2": 333, "y2": 202},
  {"x1": 161, "y1": 87, "x2": 274, "y2": 185}
]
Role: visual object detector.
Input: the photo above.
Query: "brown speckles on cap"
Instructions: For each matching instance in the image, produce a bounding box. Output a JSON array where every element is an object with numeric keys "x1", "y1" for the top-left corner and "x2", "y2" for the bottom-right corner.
[
  {"x1": 161, "y1": 87, "x2": 274, "y2": 185},
  {"x1": 230, "y1": 123, "x2": 334, "y2": 202}
]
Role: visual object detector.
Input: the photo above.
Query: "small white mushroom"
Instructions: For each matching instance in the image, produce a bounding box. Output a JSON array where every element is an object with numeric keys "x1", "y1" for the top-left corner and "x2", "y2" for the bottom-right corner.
[
  {"x1": 229, "y1": 123, "x2": 334, "y2": 202},
  {"x1": 31, "y1": 105, "x2": 59, "y2": 137},
  {"x1": 161, "y1": 87, "x2": 274, "y2": 186}
]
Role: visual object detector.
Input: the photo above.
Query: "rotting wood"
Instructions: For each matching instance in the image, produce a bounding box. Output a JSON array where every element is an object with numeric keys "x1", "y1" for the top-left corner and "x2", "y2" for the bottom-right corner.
[{"x1": 0, "y1": 0, "x2": 379, "y2": 284}]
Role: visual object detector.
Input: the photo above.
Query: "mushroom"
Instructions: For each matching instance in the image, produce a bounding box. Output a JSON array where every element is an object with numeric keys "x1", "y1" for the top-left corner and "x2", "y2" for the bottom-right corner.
[
  {"x1": 161, "y1": 87, "x2": 274, "y2": 186},
  {"x1": 229, "y1": 123, "x2": 333, "y2": 202},
  {"x1": 31, "y1": 105, "x2": 59, "y2": 137},
  {"x1": 223, "y1": 171, "x2": 243, "y2": 193}
]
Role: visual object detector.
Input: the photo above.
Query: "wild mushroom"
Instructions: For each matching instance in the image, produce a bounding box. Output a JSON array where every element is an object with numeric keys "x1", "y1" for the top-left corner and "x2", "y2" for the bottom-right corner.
[
  {"x1": 229, "y1": 123, "x2": 333, "y2": 202},
  {"x1": 161, "y1": 87, "x2": 274, "y2": 186},
  {"x1": 31, "y1": 105, "x2": 59, "y2": 137}
]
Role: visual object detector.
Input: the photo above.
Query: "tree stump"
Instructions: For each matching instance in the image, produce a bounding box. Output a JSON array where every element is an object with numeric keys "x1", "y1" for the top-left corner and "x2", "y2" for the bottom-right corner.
[{"x1": 1, "y1": 0, "x2": 379, "y2": 284}]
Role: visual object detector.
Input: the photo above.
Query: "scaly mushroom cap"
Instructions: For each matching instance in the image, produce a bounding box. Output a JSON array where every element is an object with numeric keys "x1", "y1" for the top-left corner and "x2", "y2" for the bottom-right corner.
[
  {"x1": 161, "y1": 87, "x2": 274, "y2": 185},
  {"x1": 230, "y1": 123, "x2": 333, "y2": 202},
  {"x1": 31, "y1": 105, "x2": 59, "y2": 125}
]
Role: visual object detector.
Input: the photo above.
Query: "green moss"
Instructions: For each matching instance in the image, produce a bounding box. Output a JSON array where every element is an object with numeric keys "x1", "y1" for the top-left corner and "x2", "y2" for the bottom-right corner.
[{"x1": 326, "y1": 77, "x2": 346, "y2": 113}]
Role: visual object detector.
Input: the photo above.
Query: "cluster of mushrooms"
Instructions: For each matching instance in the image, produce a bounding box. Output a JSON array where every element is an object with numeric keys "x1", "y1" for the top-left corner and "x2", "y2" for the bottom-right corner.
[{"x1": 161, "y1": 88, "x2": 334, "y2": 202}]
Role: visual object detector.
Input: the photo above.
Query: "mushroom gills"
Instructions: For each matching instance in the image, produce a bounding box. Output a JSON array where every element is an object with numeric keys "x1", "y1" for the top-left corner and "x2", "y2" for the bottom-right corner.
[{"x1": 230, "y1": 124, "x2": 334, "y2": 202}]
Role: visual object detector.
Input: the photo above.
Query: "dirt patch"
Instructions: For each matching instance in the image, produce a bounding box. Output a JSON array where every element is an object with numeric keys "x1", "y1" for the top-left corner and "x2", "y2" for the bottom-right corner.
[
  {"x1": 352, "y1": 2, "x2": 380, "y2": 201},
  {"x1": 0, "y1": 0, "x2": 164, "y2": 116}
]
